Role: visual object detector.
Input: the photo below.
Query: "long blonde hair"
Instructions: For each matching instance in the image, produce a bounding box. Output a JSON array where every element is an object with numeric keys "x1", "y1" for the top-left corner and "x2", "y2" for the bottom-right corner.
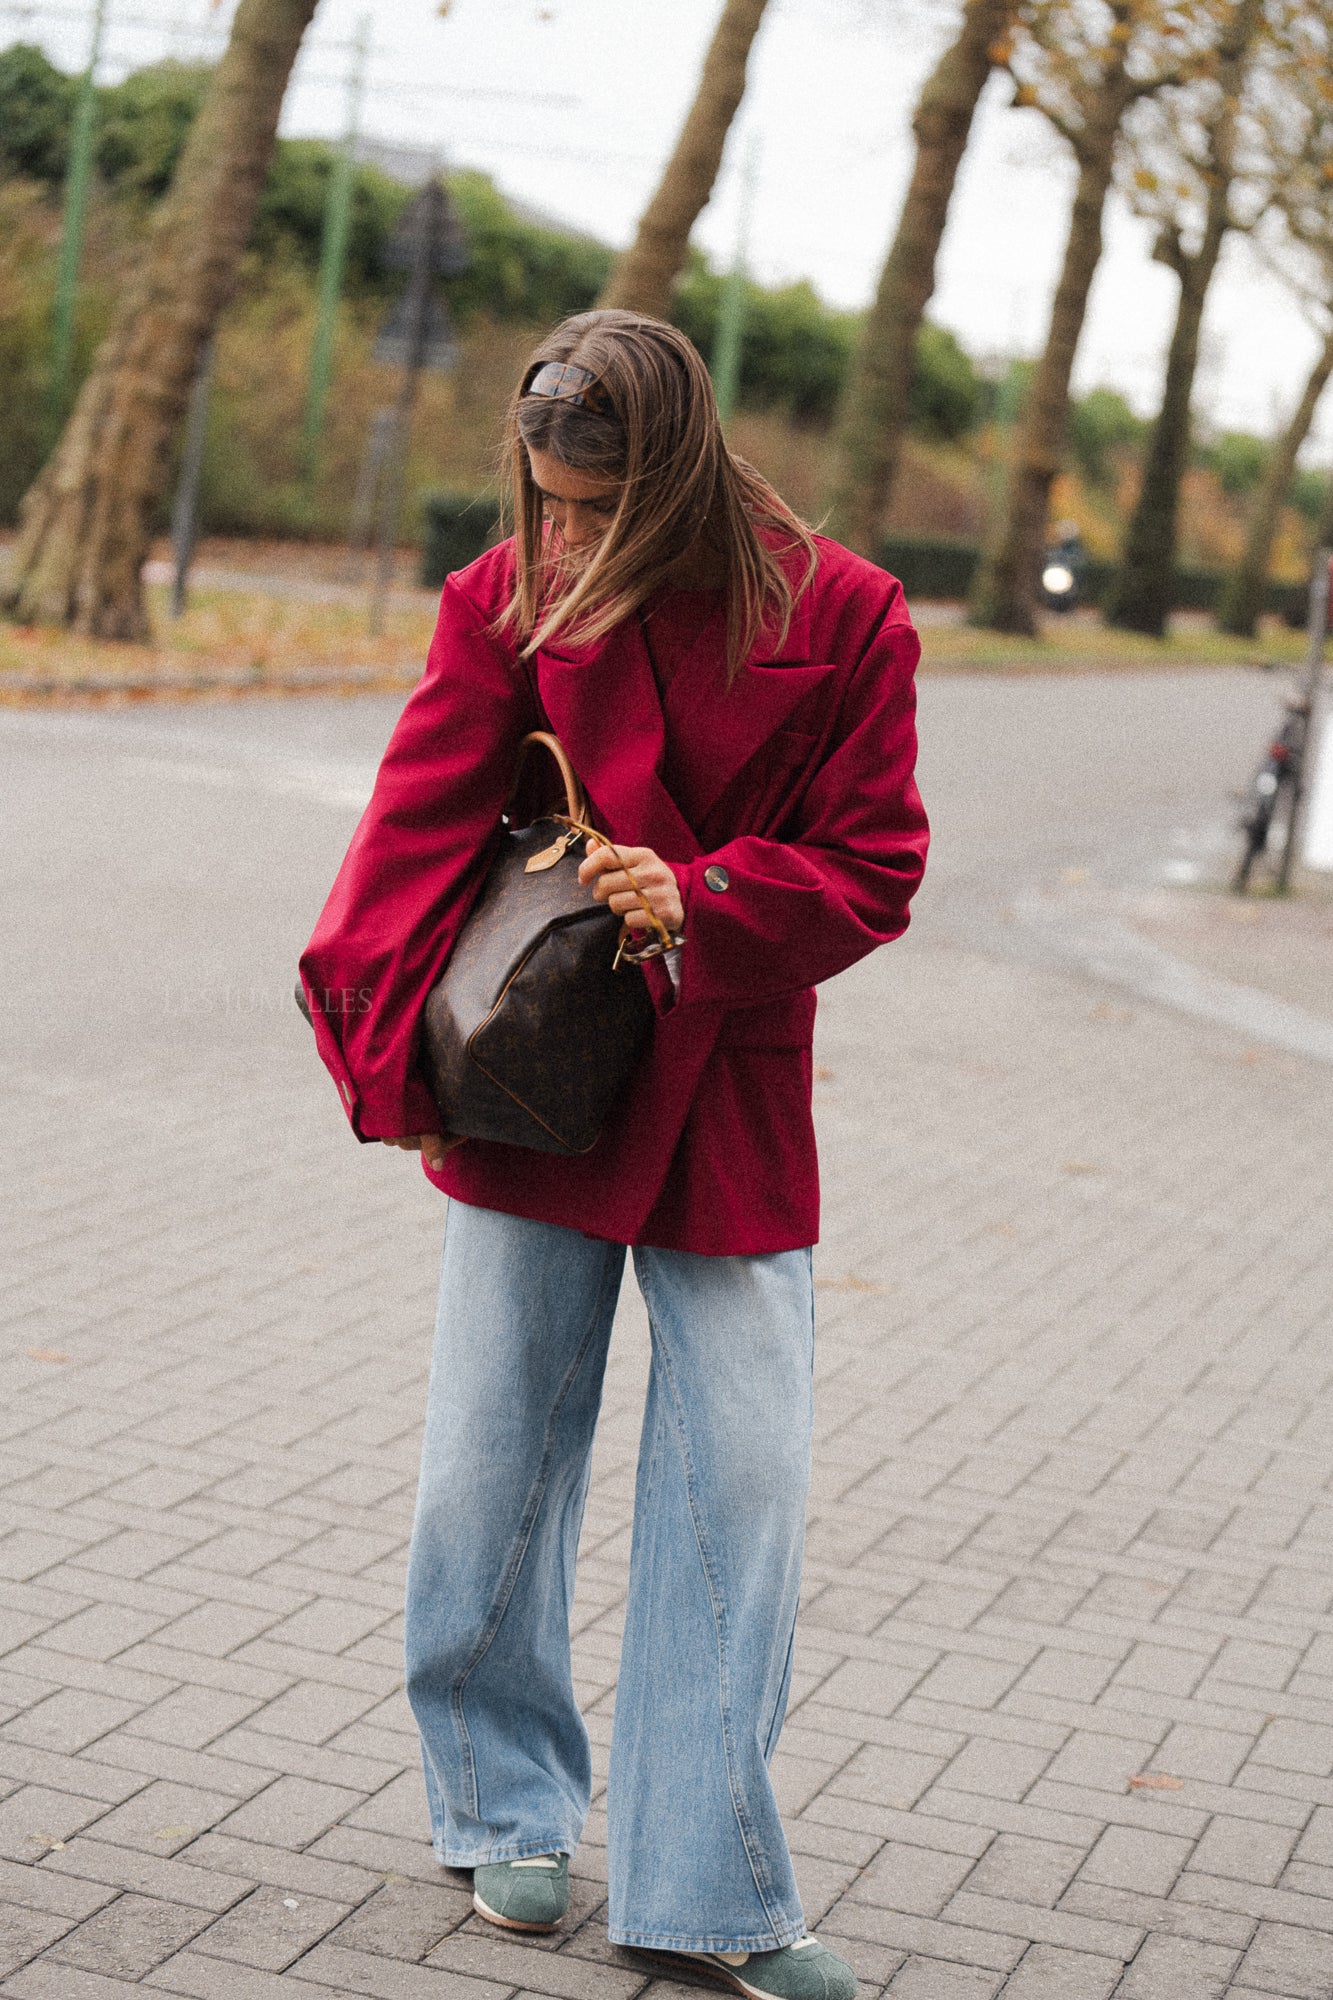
[{"x1": 498, "y1": 309, "x2": 816, "y2": 682}]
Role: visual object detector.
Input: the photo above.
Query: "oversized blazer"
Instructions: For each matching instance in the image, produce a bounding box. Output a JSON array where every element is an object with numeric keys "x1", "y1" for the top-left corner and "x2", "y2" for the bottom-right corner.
[{"x1": 300, "y1": 533, "x2": 929, "y2": 1255}]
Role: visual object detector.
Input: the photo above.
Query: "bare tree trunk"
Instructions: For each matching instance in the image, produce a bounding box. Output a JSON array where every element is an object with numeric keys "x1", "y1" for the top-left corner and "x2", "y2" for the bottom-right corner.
[
  {"x1": 1105, "y1": 0, "x2": 1259, "y2": 636},
  {"x1": 1317, "y1": 450, "x2": 1333, "y2": 553},
  {"x1": 1218, "y1": 323, "x2": 1333, "y2": 636},
  {"x1": 826, "y1": 0, "x2": 1010, "y2": 555},
  {"x1": 1102, "y1": 235, "x2": 1221, "y2": 636},
  {"x1": 4, "y1": 0, "x2": 319, "y2": 638},
  {"x1": 597, "y1": 0, "x2": 770, "y2": 319},
  {"x1": 969, "y1": 68, "x2": 1130, "y2": 634}
]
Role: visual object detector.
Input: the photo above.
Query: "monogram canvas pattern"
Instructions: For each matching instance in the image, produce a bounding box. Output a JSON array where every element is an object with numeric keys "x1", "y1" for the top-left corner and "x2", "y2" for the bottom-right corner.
[{"x1": 421, "y1": 816, "x2": 655, "y2": 1154}]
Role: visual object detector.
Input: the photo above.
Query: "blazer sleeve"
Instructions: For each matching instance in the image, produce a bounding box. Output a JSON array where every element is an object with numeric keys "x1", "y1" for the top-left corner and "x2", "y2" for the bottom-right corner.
[
  {"x1": 671, "y1": 607, "x2": 928, "y2": 1010},
  {"x1": 299, "y1": 576, "x2": 532, "y2": 1140}
]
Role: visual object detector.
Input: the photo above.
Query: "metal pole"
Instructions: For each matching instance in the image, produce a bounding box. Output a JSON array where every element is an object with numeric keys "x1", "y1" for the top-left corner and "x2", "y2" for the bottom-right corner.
[
  {"x1": 51, "y1": 0, "x2": 110, "y2": 414},
  {"x1": 303, "y1": 11, "x2": 371, "y2": 486},
  {"x1": 168, "y1": 333, "x2": 217, "y2": 619},
  {"x1": 711, "y1": 135, "x2": 758, "y2": 427},
  {"x1": 346, "y1": 406, "x2": 395, "y2": 583},
  {"x1": 370, "y1": 182, "x2": 441, "y2": 636},
  {"x1": 1278, "y1": 546, "x2": 1330, "y2": 892}
]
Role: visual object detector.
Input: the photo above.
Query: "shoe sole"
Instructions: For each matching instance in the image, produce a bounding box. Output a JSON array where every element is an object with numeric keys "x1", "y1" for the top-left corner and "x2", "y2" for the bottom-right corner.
[
  {"x1": 686, "y1": 1963, "x2": 766, "y2": 2000},
  {"x1": 472, "y1": 1890, "x2": 563, "y2": 1933},
  {"x1": 652, "y1": 1948, "x2": 854, "y2": 2000}
]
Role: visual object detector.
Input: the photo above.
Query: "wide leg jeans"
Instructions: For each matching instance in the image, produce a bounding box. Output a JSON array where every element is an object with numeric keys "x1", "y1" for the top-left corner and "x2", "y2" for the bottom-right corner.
[{"x1": 403, "y1": 1198, "x2": 814, "y2": 1952}]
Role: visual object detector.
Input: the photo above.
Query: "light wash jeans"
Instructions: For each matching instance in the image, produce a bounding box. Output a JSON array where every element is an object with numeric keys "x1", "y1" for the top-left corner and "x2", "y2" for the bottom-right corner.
[{"x1": 404, "y1": 1198, "x2": 815, "y2": 1953}]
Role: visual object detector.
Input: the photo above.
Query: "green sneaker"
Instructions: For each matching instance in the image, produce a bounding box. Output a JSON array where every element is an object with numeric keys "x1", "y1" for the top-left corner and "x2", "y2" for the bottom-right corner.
[
  {"x1": 471, "y1": 1852, "x2": 569, "y2": 1931},
  {"x1": 691, "y1": 1937, "x2": 858, "y2": 2000}
]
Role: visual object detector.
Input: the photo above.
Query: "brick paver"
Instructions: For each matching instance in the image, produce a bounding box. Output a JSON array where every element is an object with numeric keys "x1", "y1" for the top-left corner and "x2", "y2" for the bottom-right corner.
[{"x1": 4, "y1": 669, "x2": 1333, "y2": 1995}]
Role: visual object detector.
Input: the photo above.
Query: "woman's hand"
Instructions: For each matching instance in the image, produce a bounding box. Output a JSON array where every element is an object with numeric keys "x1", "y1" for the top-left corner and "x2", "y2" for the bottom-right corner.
[
  {"x1": 579, "y1": 839, "x2": 684, "y2": 934},
  {"x1": 382, "y1": 1133, "x2": 460, "y2": 1170}
]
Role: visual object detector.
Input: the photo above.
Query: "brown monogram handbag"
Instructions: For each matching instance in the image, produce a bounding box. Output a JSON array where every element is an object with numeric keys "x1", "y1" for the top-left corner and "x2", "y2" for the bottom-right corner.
[{"x1": 417, "y1": 730, "x2": 663, "y2": 1155}]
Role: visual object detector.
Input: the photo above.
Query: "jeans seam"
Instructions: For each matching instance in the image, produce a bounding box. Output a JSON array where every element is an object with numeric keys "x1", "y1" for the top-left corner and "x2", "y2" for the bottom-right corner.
[
  {"x1": 645, "y1": 1282, "x2": 783, "y2": 1931},
  {"x1": 449, "y1": 1246, "x2": 619, "y2": 1825},
  {"x1": 762, "y1": 1610, "x2": 799, "y2": 1765},
  {"x1": 763, "y1": 1254, "x2": 813, "y2": 1765}
]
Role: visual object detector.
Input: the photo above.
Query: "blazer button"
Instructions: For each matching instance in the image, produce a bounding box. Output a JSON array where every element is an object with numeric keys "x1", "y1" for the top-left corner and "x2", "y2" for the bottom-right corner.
[{"x1": 703, "y1": 864, "x2": 730, "y2": 893}]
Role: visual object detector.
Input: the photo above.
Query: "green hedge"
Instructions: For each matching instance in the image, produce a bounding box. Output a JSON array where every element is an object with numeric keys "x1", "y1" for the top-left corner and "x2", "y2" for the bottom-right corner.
[
  {"x1": 420, "y1": 490, "x2": 500, "y2": 588},
  {"x1": 874, "y1": 534, "x2": 1310, "y2": 625},
  {"x1": 872, "y1": 536, "x2": 979, "y2": 599}
]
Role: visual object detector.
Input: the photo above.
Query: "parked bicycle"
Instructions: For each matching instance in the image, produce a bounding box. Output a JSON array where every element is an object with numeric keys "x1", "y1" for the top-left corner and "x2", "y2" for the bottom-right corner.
[
  {"x1": 1231, "y1": 693, "x2": 1311, "y2": 893},
  {"x1": 1231, "y1": 550, "x2": 1331, "y2": 895}
]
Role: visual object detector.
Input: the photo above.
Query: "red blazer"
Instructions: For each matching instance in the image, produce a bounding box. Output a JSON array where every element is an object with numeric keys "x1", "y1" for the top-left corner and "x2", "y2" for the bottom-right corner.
[{"x1": 300, "y1": 533, "x2": 928, "y2": 1255}]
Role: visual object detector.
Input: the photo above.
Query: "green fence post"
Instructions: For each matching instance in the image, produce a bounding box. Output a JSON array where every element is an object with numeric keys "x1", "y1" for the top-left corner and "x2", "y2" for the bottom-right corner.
[
  {"x1": 711, "y1": 135, "x2": 759, "y2": 428},
  {"x1": 303, "y1": 12, "x2": 371, "y2": 486},
  {"x1": 51, "y1": 0, "x2": 110, "y2": 415}
]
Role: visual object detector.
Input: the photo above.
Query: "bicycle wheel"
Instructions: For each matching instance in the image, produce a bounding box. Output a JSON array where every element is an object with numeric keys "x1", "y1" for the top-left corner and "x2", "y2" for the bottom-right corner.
[
  {"x1": 1232, "y1": 821, "x2": 1265, "y2": 893},
  {"x1": 1271, "y1": 772, "x2": 1300, "y2": 891}
]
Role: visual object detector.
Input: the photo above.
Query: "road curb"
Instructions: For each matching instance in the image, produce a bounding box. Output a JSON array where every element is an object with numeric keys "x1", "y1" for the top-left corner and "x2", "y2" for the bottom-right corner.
[{"x1": 0, "y1": 662, "x2": 423, "y2": 704}]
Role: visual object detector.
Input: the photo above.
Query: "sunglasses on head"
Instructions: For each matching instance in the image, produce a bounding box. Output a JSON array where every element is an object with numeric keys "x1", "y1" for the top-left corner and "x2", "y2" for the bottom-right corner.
[{"x1": 522, "y1": 360, "x2": 616, "y2": 420}]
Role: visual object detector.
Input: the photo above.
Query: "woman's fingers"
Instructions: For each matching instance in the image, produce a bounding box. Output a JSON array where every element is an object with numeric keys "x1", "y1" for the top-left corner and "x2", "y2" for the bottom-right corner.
[
  {"x1": 579, "y1": 839, "x2": 650, "y2": 885},
  {"x1": 578, "y1": 840, "x2": 683, "y2": 930},
  {"x1": 381, "y1": 1133, "x2": 461, "y2": 1168}
]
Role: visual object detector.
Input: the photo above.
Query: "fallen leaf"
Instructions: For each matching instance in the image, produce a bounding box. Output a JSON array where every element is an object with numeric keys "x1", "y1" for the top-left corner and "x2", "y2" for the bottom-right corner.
[
  {"x1": 813, "y1": 1064, "x2": 835, "y2": 1081},
  {"x1": 153, "y1": 1825, "x2": 195, "y2": 1841},
  {"x1": 27, "y1": 1349, "x2": 69, "y2": 1364},
  {"x1": 26, "y1": 1834, "x2": 66, "y2": 1850},
  {"x1": 1128, "y1": 1773, "x2": 1183, "y2": 1791}
]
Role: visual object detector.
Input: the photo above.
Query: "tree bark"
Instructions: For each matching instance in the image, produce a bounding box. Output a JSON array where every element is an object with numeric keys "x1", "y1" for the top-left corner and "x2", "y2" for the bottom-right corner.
[
  {"x1": 4, "y1": 0, "x2": 319, "y2": 638},
  {"x1": 1102, "y1": 241, "x2": 1220, "y2": 635},
  {"x1": 1105, "y1": 0, "x2": 1259, "y2": 636},
  {"x1": 969, "y1": 62, "x2": 1131, "y2": 635},
  {"x1": 825, "y1": 0, "x2": 1010, "y2": 555},
  {"x1": 1218, "y1": 322, "x2": 1333, "y2": 636},
  {"x1": 597, "y1": 0, "x2": 770, "y2": 319}
]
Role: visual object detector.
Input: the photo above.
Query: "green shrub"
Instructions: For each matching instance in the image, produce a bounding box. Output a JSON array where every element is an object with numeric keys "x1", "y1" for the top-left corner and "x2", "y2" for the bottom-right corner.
[
  {"x1": 420, "y1": 490, "x2": 500, "y2": 587},
  {"x1": 1203, "y1": 431, "x2": 1269, "y2": 495},
  {"x1": 95, "y1": 61, "x2": 209, "y2": 199},
  {"x1": 1289, "y1": 466, "x2": 1327, "y2": 524},
  {"x1": 0, "y1": 44, "x2": 76, "y2": 184},
  {"x1": 446, "y1": 172, "x2": 612, "y2": 326},
  {"x1": 909, "y1": 324, "x2": 982, "y2": 441},
  {"x1": 1070, "y1": 388, "x2": 1144, "y2": 486},
  {"x1": 872, "y1": 535, "x2": 979, "y2": 598},
  {"x1": 872, "y1": 536, "x2": 1311, "y2": 623},
  {"x1": 250, "y1": 143, "x2": 412, "y2": 289}
]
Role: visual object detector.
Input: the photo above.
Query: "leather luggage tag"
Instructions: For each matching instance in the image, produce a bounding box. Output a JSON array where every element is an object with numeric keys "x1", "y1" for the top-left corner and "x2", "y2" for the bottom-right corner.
[{"x1": 524, "y1": 824, "x2": 581, "y2": 874}]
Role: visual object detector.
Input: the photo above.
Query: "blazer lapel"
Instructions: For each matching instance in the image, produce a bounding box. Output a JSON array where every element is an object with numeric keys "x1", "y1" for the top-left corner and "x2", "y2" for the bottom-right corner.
[
  {"x1": 535, "y1": 617, "x2": 702, "y2": 862},
  {"x1": 536, "y1": 565, "x2": 832, "y2": 855}
]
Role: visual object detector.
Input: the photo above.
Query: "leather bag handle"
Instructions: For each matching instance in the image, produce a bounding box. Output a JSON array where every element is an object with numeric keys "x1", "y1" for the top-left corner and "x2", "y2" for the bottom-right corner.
[
  {"x1": 509, "y1": 728, "x2": 674, "y2": 954},
  {"x1": 510, "y1": 729, "x2": 587, "y2": 825}
]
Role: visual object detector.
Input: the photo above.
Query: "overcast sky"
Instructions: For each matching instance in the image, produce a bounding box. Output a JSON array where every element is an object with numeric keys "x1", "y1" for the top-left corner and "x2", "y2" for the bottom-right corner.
[{"x1": 15, "y1": 0, "x2": 1331, "y2": 454}]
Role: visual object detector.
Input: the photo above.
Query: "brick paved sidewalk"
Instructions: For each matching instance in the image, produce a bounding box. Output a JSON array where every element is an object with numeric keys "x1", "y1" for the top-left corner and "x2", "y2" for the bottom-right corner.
[{"x1": 4, "y1": 675, "x2": 1333, "y2": 1999}]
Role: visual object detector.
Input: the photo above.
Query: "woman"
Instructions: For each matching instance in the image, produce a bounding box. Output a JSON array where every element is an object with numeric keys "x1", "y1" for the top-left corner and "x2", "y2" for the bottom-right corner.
[{"x1": 301, "y1": 309, "x2": 928, "y2": 1998}]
